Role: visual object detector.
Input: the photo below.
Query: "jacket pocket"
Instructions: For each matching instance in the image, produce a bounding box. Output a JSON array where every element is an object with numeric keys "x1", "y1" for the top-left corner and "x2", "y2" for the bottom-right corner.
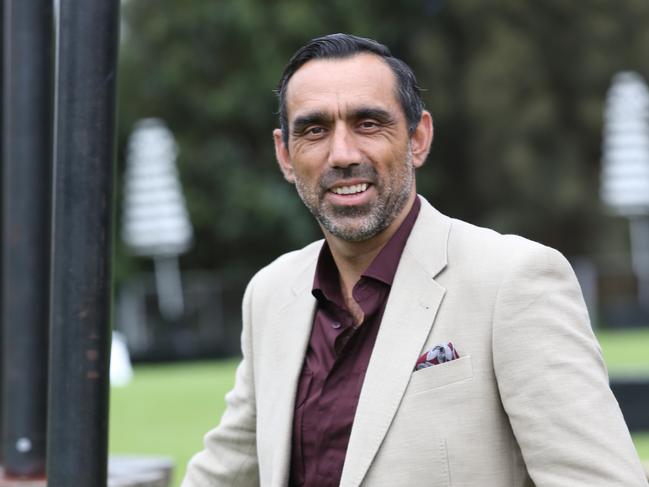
[{"x1": 405, "y1": 355, "x2": 473, "y2": 396}]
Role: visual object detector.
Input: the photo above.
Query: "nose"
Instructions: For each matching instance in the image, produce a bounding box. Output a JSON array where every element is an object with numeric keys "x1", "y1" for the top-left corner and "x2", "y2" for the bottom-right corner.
[{"x1": 327, "y1": 125, "x2": 362, "y2": 168}]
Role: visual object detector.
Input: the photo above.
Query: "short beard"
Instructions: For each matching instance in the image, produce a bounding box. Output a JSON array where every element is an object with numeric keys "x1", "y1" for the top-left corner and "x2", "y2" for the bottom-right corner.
[{"x1": 294, "y1": 150, "x2": 415, "y2": 242}]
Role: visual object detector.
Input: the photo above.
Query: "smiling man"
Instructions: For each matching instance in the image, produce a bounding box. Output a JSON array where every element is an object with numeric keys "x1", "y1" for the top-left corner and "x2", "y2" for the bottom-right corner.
[{"x1": 183, "y1": 34, "x2": 647, "y2": 487}]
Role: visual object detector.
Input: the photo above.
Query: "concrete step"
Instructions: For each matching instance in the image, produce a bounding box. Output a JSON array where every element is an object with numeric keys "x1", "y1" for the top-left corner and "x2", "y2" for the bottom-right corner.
[{"x1": 0, "y1": 456, "x2": 174, "y2": 487}]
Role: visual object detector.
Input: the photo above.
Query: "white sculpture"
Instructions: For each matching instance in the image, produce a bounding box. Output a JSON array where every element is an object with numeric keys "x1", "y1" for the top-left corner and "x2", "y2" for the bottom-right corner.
[
  {"x1": 122, "y1": 118, "x2": 193, "y2": 320},
  {"x1": 601, "y1": 71, "x2": 649, "y2": 307}
]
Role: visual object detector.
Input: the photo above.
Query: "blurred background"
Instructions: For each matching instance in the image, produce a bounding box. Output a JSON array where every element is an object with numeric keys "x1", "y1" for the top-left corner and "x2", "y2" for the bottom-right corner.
[{"x1": 108, "y1": 0, "x2": 649, "y2": 485}]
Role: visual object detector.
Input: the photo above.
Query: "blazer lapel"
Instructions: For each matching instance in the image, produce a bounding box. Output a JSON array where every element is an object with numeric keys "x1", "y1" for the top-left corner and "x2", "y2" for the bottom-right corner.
[
  {"x1": 339, "y1": 197, "x2": 451, "y2": 487},
  {"x1": 268, "y1": 257, "x2": 318, "y2": 487}
]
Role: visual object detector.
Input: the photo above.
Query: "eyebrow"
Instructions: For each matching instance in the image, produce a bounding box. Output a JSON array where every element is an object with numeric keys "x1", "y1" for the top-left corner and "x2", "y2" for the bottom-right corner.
[
  {"x1": 291, "y1": 111, "x2": 333, "y2": 135},
  {"x1": 351, "y1": 107, "x2": 394, "y2": 124},
  {"x1": 291, "y1": 106, "x2": 395, "y2": 135}
]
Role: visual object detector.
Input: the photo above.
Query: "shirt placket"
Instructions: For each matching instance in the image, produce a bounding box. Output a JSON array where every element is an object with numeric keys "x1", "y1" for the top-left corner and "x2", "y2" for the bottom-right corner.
[{"x1": 313, "y1": 303, "x2": 356, "y2": 485}]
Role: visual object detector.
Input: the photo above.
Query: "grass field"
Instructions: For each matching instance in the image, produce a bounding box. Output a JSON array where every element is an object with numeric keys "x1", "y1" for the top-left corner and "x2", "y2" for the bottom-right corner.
[
  {"x1": 596, "y1": 328, "x2": 649, "y2": 375},
  {"x1": 597, "y1": 328, "x2": 649, "y2": 462},
  {"x1": 110, "y1": 329, "x2": 649, "y2": 486},
  {"x1": 109, "y1": 360, "x2": 239, "y2": 486}
]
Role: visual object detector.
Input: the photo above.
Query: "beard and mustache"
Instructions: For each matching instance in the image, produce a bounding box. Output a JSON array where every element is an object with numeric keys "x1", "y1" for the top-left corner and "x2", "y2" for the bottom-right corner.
[{"x1": 293, "y1": 149, "x2": 415, "y2": 242}]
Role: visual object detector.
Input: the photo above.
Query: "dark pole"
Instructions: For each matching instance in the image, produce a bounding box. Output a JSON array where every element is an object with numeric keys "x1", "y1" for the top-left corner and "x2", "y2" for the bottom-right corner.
[
  {"x1": 0, "y1": 0, "x2": 5, "y2": 464},
  {"x1": 46, "y1": 1, "x2": 119, "y2": 486},
  {"x1": 1, "y1": 0, "x2": 53, "y2": 478}
]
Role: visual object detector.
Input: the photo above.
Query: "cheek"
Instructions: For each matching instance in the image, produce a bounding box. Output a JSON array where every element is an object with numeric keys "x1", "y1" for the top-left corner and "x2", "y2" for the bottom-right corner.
[
  {"x1": 374, "y1": 148, "x2": 410, "y2": 175},
  {"x1": 292, "y1": 164, "x2": 319, "y2": 188},
  {"x1": 358, "y1": 136, "x2": 408, "y2": 161},
  {"x1": 290, "y1": 151, "x2": 327, "y2": 180}
]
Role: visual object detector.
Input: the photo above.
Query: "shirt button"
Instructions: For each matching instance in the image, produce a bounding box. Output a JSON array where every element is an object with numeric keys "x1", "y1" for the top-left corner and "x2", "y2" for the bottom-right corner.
[{"x1": 331, "y1": 321, "x2": 342, "y2": 329}]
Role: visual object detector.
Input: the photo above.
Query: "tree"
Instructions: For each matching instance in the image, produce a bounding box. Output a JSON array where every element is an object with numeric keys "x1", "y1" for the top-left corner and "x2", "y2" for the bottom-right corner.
[{"x1": 116, "y1": 0, "x2": 649, "y2": 284}]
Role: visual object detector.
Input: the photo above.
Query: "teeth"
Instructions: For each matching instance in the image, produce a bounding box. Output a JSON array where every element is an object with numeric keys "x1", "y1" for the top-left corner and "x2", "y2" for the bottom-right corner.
[{"x1": 331, "y1": 183, "x2": 368, "y2": 195}]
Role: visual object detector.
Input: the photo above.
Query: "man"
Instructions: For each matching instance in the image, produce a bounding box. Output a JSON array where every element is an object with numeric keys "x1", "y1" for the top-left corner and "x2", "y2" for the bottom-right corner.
[{"x1": 183, "y1": 34, "x2": 647, "y2": 486}]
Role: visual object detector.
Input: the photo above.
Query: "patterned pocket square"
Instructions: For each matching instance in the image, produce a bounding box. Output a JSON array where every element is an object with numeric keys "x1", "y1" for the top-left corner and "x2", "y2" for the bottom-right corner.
[{"x1": 415, "y1": 342, "x2": 459, "y2": 371}]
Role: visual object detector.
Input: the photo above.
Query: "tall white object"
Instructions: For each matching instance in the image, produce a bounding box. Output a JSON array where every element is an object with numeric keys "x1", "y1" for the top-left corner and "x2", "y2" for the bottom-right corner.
[
  {"x1": 122, "y1": 118, "x2": 193, "y2": 320},
  {"x1": 601, "y1": 71, "x2": 649, "y2": 307},
  {"x1": 601, "y1": 71, "x2": 649, "y2": 214},
  {"x1": 110, "y1": 332, "x2": 133, "y2": 387}
]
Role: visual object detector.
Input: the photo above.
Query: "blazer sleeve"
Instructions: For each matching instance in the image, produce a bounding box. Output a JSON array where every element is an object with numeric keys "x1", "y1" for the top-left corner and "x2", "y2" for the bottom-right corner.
[
  {"x1": 492, "y1": 244, "x2": 647, "y2": 486},
  {"x1": 181, "y1": 279, "x2": 260, "y2": 487}
]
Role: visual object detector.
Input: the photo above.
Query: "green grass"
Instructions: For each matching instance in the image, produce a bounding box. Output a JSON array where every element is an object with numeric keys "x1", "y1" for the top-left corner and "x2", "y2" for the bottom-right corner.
[
  {"x1": 596, "y1": 328, "x2": 649, "y2": 471},
  {"x1": 635, "y1": 433, "x2": 649, "y2": 458},
  {"x1": 109, "y1": 360, "x2": 238, "y2": 487},
  {"x1": 596, "y1": 328, "x2": 649, "y2": 376},
  {"x1": 110, "y1": 329, "x2": 649, "y2": 486}
]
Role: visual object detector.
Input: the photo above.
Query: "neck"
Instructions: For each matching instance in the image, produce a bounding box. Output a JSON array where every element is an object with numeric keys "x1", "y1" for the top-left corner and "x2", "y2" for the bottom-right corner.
[{"x1": 324, "y1": 191, "x2": 416, "y2": 294}]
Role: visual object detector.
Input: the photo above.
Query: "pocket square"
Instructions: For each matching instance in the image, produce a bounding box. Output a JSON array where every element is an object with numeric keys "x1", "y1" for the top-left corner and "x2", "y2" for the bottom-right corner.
[{"x1": 415, "y1": 342, "x2": 459, "y2": 371}]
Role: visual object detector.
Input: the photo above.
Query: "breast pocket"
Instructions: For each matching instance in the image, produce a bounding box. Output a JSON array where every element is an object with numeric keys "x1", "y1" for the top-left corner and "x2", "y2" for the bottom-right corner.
[{"x1": 405, "y1": 355, "x2": 473, "y2": 396}]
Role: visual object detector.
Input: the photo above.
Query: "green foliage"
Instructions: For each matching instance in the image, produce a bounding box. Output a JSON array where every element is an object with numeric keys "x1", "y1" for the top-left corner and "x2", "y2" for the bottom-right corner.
[{"x1": 116, "y1": 0, "x2": 649, "y2": 279}]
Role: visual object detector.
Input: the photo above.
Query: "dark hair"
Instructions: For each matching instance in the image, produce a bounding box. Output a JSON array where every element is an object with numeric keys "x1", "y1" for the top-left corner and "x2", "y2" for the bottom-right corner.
[{"x1": 276, "y1": 33, "x2": 424, "y2": 146}]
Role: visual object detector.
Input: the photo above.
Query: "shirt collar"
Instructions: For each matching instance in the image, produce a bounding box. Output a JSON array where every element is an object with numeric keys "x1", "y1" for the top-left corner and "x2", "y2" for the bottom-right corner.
[
  {"x1": 361, "y1": 196, "x2": 420, "y2": 285},
  {"x1": 312, "y1": 196, "x2": 421, "y2": 300}
]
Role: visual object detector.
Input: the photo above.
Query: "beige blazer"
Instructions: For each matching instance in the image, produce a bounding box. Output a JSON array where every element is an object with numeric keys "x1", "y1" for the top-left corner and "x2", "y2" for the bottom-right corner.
[{"x1": 183, "y1": 196, "x2": 647, "y2": 487}]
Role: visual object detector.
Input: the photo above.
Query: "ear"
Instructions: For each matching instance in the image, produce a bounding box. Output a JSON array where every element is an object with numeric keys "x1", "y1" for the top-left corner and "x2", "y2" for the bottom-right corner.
[
  {"x1": 273, "y1": 128, "x2": 295, "y2": 183},
  {"x1": 410, "y1": 110, "x2": 434, "y2": 169}
]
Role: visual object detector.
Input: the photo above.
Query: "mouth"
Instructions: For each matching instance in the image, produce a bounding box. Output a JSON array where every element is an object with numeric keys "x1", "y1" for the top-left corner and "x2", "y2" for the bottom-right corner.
[
  {"x1": 325, "y1": 181, "x2": 373, "y2": 207},
  {"x1": 329, "y1": 183, "x2": 369, "y2": 196}
]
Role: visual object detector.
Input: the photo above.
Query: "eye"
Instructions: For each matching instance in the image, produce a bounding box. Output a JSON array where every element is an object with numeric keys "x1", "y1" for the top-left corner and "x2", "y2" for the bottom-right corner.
[
  {"x1": 303, "y1": 126, "x2": 327, "y2": 139},
  {"x1": 359, "y1": 120, "x2": 380, "y2": 131}
]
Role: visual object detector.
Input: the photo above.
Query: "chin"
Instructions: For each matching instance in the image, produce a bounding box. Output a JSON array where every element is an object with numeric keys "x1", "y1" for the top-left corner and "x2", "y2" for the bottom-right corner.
[{"x1": 323, "y1": 218, "x2": 387, "y2": 243}]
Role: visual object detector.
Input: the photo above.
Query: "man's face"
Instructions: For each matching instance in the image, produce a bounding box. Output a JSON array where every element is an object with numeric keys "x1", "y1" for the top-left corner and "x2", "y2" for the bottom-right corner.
[{"x1": 274, "y1": 53, "x2": 429, "y2": 242}]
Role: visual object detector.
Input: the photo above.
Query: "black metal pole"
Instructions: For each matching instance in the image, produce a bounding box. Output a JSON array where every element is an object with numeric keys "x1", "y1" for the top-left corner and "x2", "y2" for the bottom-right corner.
[
  {"x1": 0, "y1": 0, "x2": 5, "y2": 465},
  {"x1": 46, "y1": 1, "x2": 119, "y2": 486},
  {"x1": 1, "y1": 0, "x2": 53, "y2": 478}
]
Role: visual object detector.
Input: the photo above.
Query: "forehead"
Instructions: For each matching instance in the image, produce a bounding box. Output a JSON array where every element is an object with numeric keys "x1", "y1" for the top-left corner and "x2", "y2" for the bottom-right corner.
[{"x1": 284, "y1": 53, "x2": 401, "y2": 121}]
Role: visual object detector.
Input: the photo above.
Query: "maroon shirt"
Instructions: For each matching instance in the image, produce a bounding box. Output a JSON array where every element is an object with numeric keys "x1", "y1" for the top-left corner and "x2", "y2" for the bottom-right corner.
[{"x1": 289, "y1": 198, "x2": 421, "y2": 487}]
